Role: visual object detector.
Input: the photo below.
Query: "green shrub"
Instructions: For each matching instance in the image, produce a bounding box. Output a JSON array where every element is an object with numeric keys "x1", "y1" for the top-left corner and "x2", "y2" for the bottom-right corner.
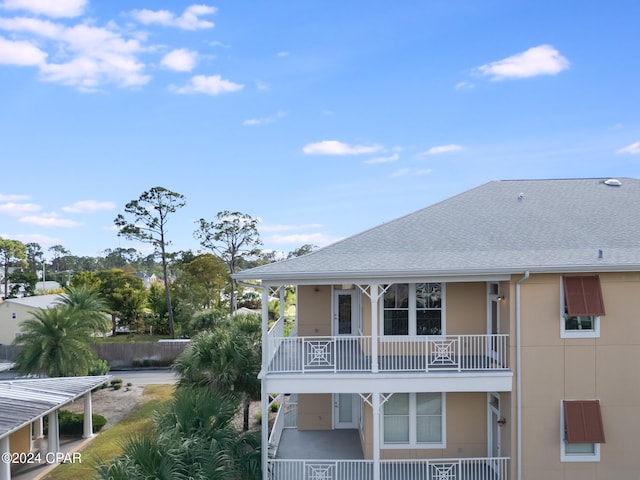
[
  {"x1": 110, "y1": 378, "x2": 123, "y2": 386},
  {"x1": 88, "y1": 359, "x2": 110, "y2": 376},
  {"x1": 44, "y1": 410, "x2": 107, "y2": 435}
]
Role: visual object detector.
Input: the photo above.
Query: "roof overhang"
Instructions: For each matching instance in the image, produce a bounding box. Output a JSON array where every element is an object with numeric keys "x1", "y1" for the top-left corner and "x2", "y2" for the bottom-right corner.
[
  {"x1": 234, "y1": 263, "x2": 640, "y2": 286},
  {"x1": 0, "y1": 375, "x2": 111, "y2": 439}
]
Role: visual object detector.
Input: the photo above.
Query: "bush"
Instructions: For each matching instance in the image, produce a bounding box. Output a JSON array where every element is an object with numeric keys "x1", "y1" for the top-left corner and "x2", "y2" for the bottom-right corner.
[
  {"x1": 89, "y1": 359, "x2": 110, "y2": 376},
  {"x1": 44, "y1": 410, "x2": 107, "y2": 435}
]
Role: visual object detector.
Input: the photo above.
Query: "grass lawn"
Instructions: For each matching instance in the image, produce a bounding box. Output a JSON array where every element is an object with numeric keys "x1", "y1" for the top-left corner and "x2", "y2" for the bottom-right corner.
[{"x1": 43, "y1": 384, "x2": 174, "y2": 480}]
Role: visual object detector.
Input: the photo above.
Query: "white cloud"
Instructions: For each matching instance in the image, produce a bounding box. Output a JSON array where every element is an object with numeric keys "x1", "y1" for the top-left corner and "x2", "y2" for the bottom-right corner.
[
  {"x1": 454, "y1": 81, "x2": 475, "y2": 90},
  {"x1": 4, "y1": 233, "x2": 61, "y2": 248},
  {"x1": 267, "y1": 232, "x2": 342, "y2": 247},
  {"x1": 277, "y1": 51, "x2": 289, "y2": 57},
  {"x1": 476, "y1": 44, "x2": 569, "y2": 81},
  {"x1": 0, "y1": 202, "x2": 40, "y2": 215},
  {"x1": 0, "y1": 194, "x2": 29, "y2": 202},
  {"x1": 616, "y1": 142, "x2": 640, "y2": 155},
  {"x1": 131, "y1": 4, "x2": 216, "y2": 30},
  {"x1": 302, "y1": 140, "x2": 383, "y2": 155},
  {"x1": 392, "y1": 168, "x2": 432, "y2": 178},
  {"x1": 421, "y1": 144, "x2": 464, "y2": 155},
  {"x1": 0, "y1": 18, "x2": 150, "y2": 89},
  {"x1": 0, "y1": 36, "x2": 46, "y2": 65},
  {"x1": 173, "y1": 74, "x2": 244, "y2": 95},
  {"x1": 242, "y1": 111, "x2": 286, "y2": 126},
  {"x1": 19, "y1": 213, "x2": 81, "y2": 227},
  {"x1": 260, "y1": 223, "x2": 323, "y2": 233},
  {"x1": 1, "y1": 0, "x2": 86, "y2": 18},
  {"x1": 161, "y1": 48, "x2": 197, "y2": 72},
  {"x1": 364, "y1": 153, "x2": 399, "y2": 165},
  {"x1": 62, "y1": 200, "x2": 116, "y2": 213}
]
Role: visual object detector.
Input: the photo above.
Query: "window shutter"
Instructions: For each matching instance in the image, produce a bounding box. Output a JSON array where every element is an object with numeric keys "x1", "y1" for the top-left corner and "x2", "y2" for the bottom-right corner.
[
  {"x1": 564, "y1": 400, "x2": 606, "y2": 444},
  {"x1": 563, "y1": 276, "x2": 606, "y2": 316}
]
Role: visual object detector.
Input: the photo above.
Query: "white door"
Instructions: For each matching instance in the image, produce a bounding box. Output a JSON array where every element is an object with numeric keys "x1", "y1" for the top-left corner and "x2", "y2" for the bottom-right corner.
[
  {"x1": 487, "y1": 283, "x2": 500, "y2": 362},
  {"x1": 334, "y1": 393, "x2": 359, "y2": 429},
  {"x1": 333, "y1": 289, "x2": 358, "y2": 336},
  {"x1": 488, "y1": 393, "x2": 501, "y2": 459}
]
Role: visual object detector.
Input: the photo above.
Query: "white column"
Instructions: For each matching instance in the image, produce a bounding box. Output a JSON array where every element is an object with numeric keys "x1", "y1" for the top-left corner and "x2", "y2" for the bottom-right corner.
[
  {"x1": 262, "y1": 287, "x2": 270, "y2": 375},
  {"x1": 33, "y1": 416, "x2": 43, "y2": 439},
  {"x1": 83, "y1": 391, "x2": 93, "y2": 438},
  {"x1": 261, "y1": 380, "x2": 269, "y2": 480},
  {"x1": 261, "y1": 286, "x2": 270, "y2": 480},
  {"x1": 279, "y1": 286, "x2": 285, "y2": 321},
  {"x1": 372, "y1": 392, "x2": 381, "y2": 480},
  {"x1": 47, "y1": 410, "x2": 60, "y2": 456},
  {"x1": 0, "y1": 436, "x2": 10, "y2": 480},
  {"x1": 370, "y1": 283, "x2": 379, "y2": 373}
]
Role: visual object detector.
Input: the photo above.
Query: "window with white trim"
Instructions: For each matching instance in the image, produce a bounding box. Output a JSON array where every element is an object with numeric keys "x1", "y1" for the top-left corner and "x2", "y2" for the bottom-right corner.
[
  {"x1": 560, "y1": 400, "x2": 605, "y2": 462},
  {"x1": 383, "y1": 283, "x2": 443, "y2": 336},
  {"x1": 382, "y1": 392, "x2": 445, "y2": 448},
  {"x1": 560, "y1": 276, "x2": 605, "y2": 338}
]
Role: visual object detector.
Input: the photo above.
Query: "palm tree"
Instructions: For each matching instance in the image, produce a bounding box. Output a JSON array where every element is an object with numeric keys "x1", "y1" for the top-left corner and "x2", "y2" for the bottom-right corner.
[
  {"x1": 95, "y1": 386, "x2": 261, "y2": 480},
  {"x1": 13, "y1": 306, "x2": 99, "y2": 377},
  {"x1": 173, "y1": 313, "x2": 261, "y2": 431},
  {"x1": 56, "y1": 285, "x2": 110, "y2": 333}
]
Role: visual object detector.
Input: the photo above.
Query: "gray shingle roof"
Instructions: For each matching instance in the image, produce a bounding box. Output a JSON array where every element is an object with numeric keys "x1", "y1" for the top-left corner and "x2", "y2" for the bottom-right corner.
[
  {"x1": 235, "y1": 178, "x2": 640, "y2": 282},
  {"x1": 0, "y1": 375, "x2": 110, "y2": 438}
]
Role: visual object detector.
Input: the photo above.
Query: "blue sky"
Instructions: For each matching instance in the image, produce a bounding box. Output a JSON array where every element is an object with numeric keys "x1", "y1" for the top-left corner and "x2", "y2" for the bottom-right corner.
[{"x1": 0, "y1": 0, "x2": 638, "y2": 259}]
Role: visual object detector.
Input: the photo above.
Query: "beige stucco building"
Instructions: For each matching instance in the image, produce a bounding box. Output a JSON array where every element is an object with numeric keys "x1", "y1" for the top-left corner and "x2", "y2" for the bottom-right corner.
[
  {"x1": 0, "y1": 295, "x2": 61, "y2": 346},
  {"x1": 234, "y1": 178, "x2": 640, "y2": 480}
]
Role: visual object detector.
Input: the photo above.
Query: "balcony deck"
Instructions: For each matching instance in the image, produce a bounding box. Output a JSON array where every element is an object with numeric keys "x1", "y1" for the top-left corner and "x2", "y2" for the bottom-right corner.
[
  {"x1": 267, "y1": 334, "x2": 509, "y2": 375},
  {"x1": 276, "y1": 429, "x2": 364, "y2": 460}
]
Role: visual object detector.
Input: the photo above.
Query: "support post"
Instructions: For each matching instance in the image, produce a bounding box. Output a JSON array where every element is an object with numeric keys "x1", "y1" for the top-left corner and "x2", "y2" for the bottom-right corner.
[
  {"x1": 370, "y1": 283, "x2": 379, "y2": 373},
  {"x1": 0, "y1": 436, "x2": 10, "y2": 480},
  {"x1": 83, "y1": 391, "x2": 93, "y2": 438},
  {"x1": 33, "y1": 416, "x2": 43, "y2": 439},
  {"x1": 261, "y1": 380, "x2": 269, "y2": 480},
  {"x1": 48, "y1": 410, "x2": 60, "y2": 456},
  {"x1": 372, "y1": 392, "x2": 381, "y2": 480},
  {"x1": 261, "y1": 285, "x2": 270, "y2": 480}
]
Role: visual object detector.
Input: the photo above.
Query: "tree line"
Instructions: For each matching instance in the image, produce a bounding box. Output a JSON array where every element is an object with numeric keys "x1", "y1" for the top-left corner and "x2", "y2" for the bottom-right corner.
[{"x1": 1, "y1": 186, "x2": 316, "y2": 338}]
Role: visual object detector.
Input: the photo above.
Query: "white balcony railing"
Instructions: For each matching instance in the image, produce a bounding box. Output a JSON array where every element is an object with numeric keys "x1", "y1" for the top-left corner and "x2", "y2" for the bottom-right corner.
[
  {"x1": 268, "y1": 457, "x2": 510, "y2": 480},
  {"x1": 266, "y1": 334, "x2": 508, "y2": 374}
]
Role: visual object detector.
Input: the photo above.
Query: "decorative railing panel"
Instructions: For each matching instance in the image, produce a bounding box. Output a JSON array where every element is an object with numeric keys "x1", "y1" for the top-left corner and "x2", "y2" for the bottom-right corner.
[
  {"x1": 268, "y1": 457, "x2": 509, "y2": 480},
  {"x1": 267, "y1": 335, "x2": 508, "y2": 374}
]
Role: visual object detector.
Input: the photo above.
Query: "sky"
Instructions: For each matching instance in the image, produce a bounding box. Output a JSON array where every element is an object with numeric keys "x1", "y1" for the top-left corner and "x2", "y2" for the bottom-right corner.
[{"x1": 0, "y1": 0, "x2": 639, "y2": 259}]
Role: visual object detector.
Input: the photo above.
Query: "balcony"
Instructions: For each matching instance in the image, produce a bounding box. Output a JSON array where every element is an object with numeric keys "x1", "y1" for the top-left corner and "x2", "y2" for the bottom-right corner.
[
  {"x1": 268, "y1": 398, "x2": 509, "y2": 479},
  {"x1": 267, "y1": 330, "x2": 509, "y2": 375},
  {"x1": 268, "y1": 457, "x2": 510, "y2": 480}
]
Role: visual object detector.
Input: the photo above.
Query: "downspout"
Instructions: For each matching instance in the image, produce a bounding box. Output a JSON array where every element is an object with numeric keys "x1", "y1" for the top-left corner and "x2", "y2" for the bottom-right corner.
[{"x1": 516, "y1": 271, "x2": 529, "y2": 480}]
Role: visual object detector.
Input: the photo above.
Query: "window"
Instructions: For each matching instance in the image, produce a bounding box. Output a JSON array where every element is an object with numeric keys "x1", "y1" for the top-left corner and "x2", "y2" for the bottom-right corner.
[
  {"x1": 560, "y1": 400, "x2": 605, "y2": 462},
  {"x1": 382, "y1": 393, "x2": 445, "y2": 448},
  {"x1": 561, "y1": 276, "x2": 605, "y2": 338},
  {"x1": 383, "y1": 283, "x2": 443, "y2": 336}
]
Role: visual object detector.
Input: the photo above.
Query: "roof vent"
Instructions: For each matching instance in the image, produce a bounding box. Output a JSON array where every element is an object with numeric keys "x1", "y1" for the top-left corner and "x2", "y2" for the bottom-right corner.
[
  {"x1": 518, "y1": 193, "x2": 525, "y2": 201},
  {"x1": 604, "y1": 178, "x2": 622, "y2": 186}
]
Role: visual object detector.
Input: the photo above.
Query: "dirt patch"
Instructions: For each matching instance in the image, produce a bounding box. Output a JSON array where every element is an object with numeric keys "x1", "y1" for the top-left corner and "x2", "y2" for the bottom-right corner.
[
  {"x1": 66, "y1": 382, "x2": 264, "y2": 433},
  {"x1": 65, "y1": 383, "x2": 145, "y2": 428}
]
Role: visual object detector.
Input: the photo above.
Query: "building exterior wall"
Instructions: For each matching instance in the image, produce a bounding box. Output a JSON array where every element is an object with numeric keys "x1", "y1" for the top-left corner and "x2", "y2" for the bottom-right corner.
[
  {"x1": 360, "y1": 392, "x2": 489, "y2": 460},
  {"x1": 297, "y1": 285, "x2": 331, "y2": 336},
  {"x1": 0, "y1": 303, "x2": 31, "y2": 345},
  {"x1": 519, "y1": 272, "x2": 640, "y2": 479},
  {"x1": 445, "y1": 282, "x2": 487, "y2": 335},
  {"x1": 9, "y1": 425, "x2": 30, "y2": 454},
  {"x1": 297, "y1": 393, "x2": 333, "y2": 430}
]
